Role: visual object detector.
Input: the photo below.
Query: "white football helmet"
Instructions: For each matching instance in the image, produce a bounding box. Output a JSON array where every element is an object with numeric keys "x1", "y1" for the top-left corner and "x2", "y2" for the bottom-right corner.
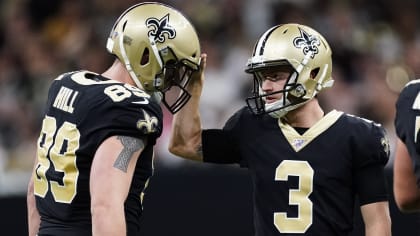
[
  {"x1": 106, "y1": 2, "x2": 201, "y2": 113},
  {"x1": 245, "y1": 23, "x2": 334, "y2": 118}
]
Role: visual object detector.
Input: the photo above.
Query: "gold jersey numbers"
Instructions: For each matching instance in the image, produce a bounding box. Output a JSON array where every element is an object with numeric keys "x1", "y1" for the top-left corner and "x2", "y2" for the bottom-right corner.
[
  {"x1": 104, "y1": 84, "x2": 150, "y2": 103},
  {"x1": 274, "y1": 160, "x2": 314, "y2": 233},
  {"x1": 34, "y1": 116, "x2": 80, "y2": 204}
]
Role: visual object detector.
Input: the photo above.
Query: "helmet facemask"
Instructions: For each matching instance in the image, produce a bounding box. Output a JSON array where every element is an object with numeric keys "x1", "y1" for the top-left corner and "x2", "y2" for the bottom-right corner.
[
  {"x1": 155, "y1": 46, "x2": 200, "y2": 113},
  {"x1": 246, "y1": 64, "x2": 308, "y2": 118}
]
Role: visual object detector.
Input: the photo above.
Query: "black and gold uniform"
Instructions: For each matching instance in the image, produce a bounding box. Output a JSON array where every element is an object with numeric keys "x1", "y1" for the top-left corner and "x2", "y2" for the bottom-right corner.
[
  {"x1": 202, "y1": 108, "x2": 389, "y2": 236},
  {"x1": 395, "y1": 79, "x2": 420, "y2": 187},
  {"x1": 34, "y1": 71, "x2": 162, "y2": 236}
]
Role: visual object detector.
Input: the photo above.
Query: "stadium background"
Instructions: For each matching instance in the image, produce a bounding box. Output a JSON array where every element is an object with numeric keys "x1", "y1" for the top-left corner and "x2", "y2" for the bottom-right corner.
[{"x1": 0, "y1": 0, "x2": 419, "y2": 235}]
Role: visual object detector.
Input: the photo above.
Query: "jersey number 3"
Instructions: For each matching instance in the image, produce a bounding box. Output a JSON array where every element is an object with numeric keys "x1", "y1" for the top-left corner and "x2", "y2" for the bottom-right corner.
[
  {"x1": 275, "y1": 160, "x2": 314, "y2": 233},
  {"x1": 34, "y1": 116, "x2": 80, "y2": 204}
]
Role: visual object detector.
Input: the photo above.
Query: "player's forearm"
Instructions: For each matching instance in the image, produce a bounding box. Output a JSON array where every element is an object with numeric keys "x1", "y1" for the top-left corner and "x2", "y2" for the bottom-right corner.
[
  {"x1": 395, "y1": 192, "x2": 420, "y2": 213},
  {"x1": 365, "y1": 221, "x2": 391, "y2": 236},
  {"x1": 27, "y1": 177, "x2": 40, "y2": 236},
  {"x1": 169, "y1": 108, "x2": 203, "y2": 161},
  {"x1": 92, "y1": 205, "x2": 126, "y2": 236},
  {"x1": 169, "y1": 60, "x2": 205, "y2": 161},
  {"x1": 393, "y1": 139, "x2": 420, "y2": 212},
  {"x1": 27, "y1": 205, "x2": 41, "y2": 236},
  {"x1": 361, "y1": 202, "x2": 391, "y2": 236}
]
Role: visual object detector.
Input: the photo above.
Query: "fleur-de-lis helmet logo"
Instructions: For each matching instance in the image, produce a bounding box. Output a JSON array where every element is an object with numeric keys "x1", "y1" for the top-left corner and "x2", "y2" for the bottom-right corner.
[
  {"x1": 293, "y1": 27, "x2": 320, "y2": 58},
  {"x1": 146, "y1": 14, "x2": 176, "y2": 43}
]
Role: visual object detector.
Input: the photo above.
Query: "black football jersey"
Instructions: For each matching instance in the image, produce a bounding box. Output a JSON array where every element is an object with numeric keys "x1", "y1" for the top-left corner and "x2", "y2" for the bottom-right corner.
[
  {"x1": 202, "y1": 108, "x2": 389, "y2": 236},
  {"x1": 395, "y1": 79, "x2": 420, "y2": 187},
  {"x1": 34, "y1": 71, "x2": 163, "y2": 236}
]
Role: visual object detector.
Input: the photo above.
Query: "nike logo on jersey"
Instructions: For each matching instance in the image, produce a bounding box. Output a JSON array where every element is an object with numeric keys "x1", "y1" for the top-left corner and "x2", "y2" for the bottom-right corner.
[{"x1": 132, "y1": 100, "x2": 149, "y2": 105}]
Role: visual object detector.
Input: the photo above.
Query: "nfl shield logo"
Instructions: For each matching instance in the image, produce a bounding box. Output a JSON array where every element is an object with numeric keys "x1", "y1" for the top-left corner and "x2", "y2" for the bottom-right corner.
[{"x1": 293, "y1": 139, "x2": 306, "y2": 150}]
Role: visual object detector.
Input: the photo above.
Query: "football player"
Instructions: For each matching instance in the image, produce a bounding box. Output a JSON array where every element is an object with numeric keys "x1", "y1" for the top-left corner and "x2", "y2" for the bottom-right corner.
[
  {"x1": 394, "y1": 79, "x2": 420, "y2": 212},
  {"x1": 26, "y1": 2, "x2": 201, "y2": 236},
  {"x1": 169, "y1": 24, "x2": 391, "y2": 235}
]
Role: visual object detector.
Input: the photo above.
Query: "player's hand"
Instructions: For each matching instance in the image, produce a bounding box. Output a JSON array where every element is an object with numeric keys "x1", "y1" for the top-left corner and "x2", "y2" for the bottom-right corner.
[{"x1": 191, "y1": 53, "x2": 207, "y2": 83}]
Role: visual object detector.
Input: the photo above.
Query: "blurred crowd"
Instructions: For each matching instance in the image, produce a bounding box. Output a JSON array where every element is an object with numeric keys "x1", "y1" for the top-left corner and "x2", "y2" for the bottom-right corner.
[{"x1": 0, "y1": 0, "x2": 418, "y2": 195}]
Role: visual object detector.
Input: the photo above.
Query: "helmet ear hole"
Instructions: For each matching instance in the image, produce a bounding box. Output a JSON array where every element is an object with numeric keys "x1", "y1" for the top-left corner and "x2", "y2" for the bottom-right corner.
[
  {"x1": 140, "y1": 48, "x2": 150, "y2": 65},
  {"x1": 310, "y1": 68, "x2": 320, "y2": 79}
]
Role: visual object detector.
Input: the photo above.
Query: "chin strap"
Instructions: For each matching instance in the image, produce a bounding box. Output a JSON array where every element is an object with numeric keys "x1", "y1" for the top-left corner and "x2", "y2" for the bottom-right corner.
[
  {"x1": 150, "y1": 92, "x2": 163, "y2": 104},
  {"x1": 266, "y1": 100, "x2": 289, "y2": 118},
  {"x1": 315, "y1": 64, "x2": 334, "y2": 94}
]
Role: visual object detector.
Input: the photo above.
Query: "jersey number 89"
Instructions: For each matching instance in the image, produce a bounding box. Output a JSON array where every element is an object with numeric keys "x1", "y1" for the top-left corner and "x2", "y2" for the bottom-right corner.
[{"x1": 34, "y1": 116, "x2": 80, "y2": 204}]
